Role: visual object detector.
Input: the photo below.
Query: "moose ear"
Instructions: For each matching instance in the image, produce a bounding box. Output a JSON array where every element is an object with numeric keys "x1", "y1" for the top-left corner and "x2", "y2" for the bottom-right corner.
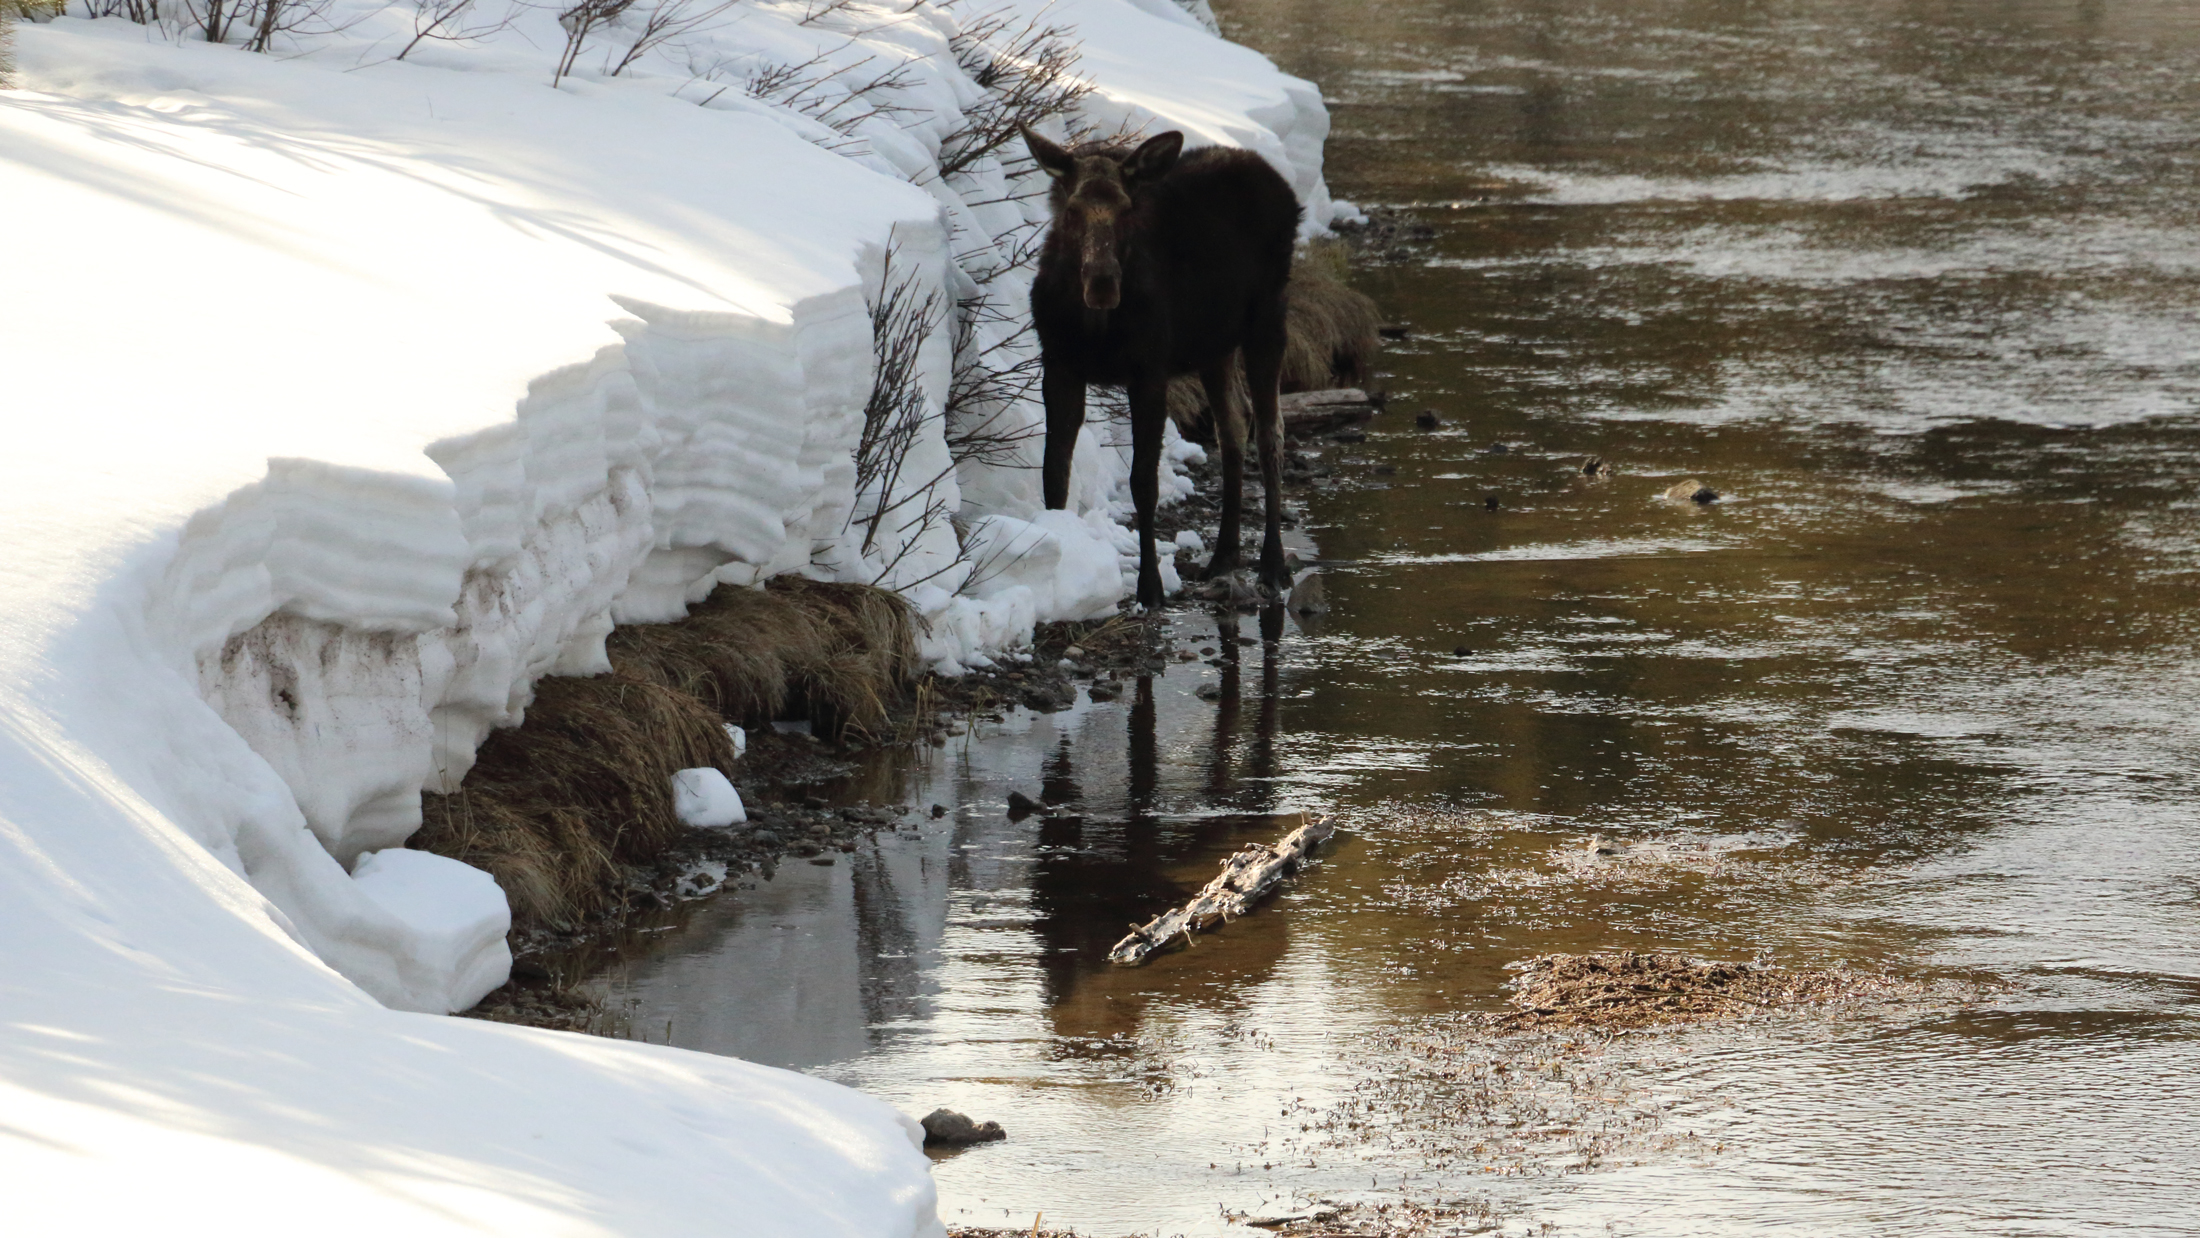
[
  {"x1": 1021, "y1": 125, "x2": 1076, "y2": 180},
  {"x1": 1125, "y1": 130, "x2": 1184, "y2": 181}
]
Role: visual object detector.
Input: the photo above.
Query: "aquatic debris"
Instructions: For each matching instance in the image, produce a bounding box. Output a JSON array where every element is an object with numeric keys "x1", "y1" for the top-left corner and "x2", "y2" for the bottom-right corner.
[
  {"x1": 922, "y1": 1108, "x2": 1006, "y2": 1146},
  {"x1": 1109, "y1": 815, "x2": 1334, "y2": 964},
  {"x1": 1490, "y1": 951, "x2": 1920, "y2": 1031}
]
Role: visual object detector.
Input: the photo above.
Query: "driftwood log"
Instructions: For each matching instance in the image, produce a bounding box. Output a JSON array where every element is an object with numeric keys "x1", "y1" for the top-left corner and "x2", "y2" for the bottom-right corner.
[
  {"x1": 1108, "y1": 815, "x2": 1334, "y2": 965},
  {"x1": 1279, "y1": 387, "x2": 1379, "y2": 436}
]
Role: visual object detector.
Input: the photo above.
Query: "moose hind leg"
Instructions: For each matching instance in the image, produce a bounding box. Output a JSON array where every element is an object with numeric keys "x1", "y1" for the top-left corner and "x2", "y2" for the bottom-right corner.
[
  {"x1": 1245, "y1": 312, "x2": 1294, "y2": 595},
  {"x1": 1129, "y1": 375, "x2": 1170, "y2": 609},
  {"x1": 1199, "y1": 357, "x2": 1244, "y2": 580}
]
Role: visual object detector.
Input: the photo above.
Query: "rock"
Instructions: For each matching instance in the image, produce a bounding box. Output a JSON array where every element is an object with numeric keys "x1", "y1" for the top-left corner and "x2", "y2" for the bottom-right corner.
[
  {"x1": 1328, "y1": 427, "x2": 1367, "y2": 444},
  {"x1": 1006, "y1": 790, "x2": 1042, "y2": 818},
  {"x1": 1452, "y1": 646, "x2": 1472, "y2": 657},
  {"x1": 1087, "y1": 680, "x2": 1123, "y2": 702},
  {"x1": 930, "y1": 803, "x2": 948, "y2": 818},
  {"x1": 1063, "y1": 645, "x2": 1085, "y2": 659},
  {"x1": 1588, "y1": 834, "x2": 1620, "y2": 857},
  {"x1": 1483, "y1": 441, "x2": 1510, "y2": 454},
  {"x1": 1414, "y1": 408, "x2": 1442, "y2": 429},
  {"x1": 1582, "y1": 455, "x2": 1607, "y2": 476},
  {"x1": 1195, "y1": 683, "x2": 1223, "y2": 701},
  {"x1": 920, "y1": 1108, "x2": 1005, "y2": 1147},
  {"x1": 1663, "y1": 478, "x2": 1720, "y2": 503},
  {"x1": 1378, "y1": 323, "x2": 1410, "y2": 340},
  {"x1": 1278, "y1": 388, "x2": 1379, "y2": 436},
  {"x1": 1021, "y1": 682, "x2": 1073, "y2": 713},
  {"x1": 1484, "y1": 494, "x2": 1502, "y2": 511},
  {"x1": 1287, "y1": 572, "x2": 1329, "y2": 615}
]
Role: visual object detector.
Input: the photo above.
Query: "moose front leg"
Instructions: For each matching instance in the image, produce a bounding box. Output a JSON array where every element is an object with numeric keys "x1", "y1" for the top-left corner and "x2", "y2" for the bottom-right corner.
[
  {"x1": 1128, "y1": 372, "x2": 1170, "y2": 609},
  {"x1": 1041, "y1": 361, "x2": 1087, "y2": 511},
  {"x1": 1198, "y1": 357, "x2": 1243, "y2": 580}
]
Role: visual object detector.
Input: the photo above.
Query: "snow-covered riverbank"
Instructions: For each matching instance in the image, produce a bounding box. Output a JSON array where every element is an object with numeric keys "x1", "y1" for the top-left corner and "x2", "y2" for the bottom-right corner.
[{"x1": 0, "y1": 1, "x2": 1338, "y2": 1231}]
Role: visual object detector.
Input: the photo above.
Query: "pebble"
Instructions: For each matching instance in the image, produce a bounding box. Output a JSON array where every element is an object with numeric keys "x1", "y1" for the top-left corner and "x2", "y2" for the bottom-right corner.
[{"x1": 1415, "y1": 409, "x2": 1443, "y2": 429}]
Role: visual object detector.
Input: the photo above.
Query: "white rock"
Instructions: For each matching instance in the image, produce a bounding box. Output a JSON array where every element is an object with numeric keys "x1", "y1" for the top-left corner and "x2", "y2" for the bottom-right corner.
[{"x1": 725, "y1": 723, "x2": 748, "y2": 757}]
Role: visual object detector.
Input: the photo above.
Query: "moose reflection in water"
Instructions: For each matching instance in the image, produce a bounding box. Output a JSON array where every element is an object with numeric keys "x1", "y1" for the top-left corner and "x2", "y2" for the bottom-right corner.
[{"x1": 591, "y1": 606, "x2": 1312, "y2": 1069}]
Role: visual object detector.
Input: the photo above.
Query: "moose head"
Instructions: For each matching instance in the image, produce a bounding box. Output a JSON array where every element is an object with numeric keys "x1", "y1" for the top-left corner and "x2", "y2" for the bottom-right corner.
[{"x1": 1021, "y1": 126, "x2": 1186, "y2": 310}]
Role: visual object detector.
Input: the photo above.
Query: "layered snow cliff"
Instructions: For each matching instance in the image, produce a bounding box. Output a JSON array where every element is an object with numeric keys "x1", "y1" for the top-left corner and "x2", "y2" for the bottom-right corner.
[{"x1": 0, "y1": 0, "x2": 1336, "y2": 1231}]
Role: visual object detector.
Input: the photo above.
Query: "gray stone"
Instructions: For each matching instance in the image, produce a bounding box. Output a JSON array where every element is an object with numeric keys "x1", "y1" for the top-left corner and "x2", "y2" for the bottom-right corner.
[{"x1": 920, "y1": 1108, "x2": 1006, "y2": 1146}]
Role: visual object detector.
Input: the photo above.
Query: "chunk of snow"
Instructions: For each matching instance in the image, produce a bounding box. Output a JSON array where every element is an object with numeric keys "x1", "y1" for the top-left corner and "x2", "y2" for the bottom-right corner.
[
  {"x1": 349, "y1": 849, "x2": 513, "y2": 1013},
  {"x1": 673, "y1": 768, "x2": 748, "y2": 828},
  {"x1": 726, "y1": 724, "x2": 749, "y2": 757},
  {"x1": 964, "y1": 510, "x2": 1125, "y2": 622},
  {"x1": 1175, "y1": 529, "x2": 1207, "y2": 553}
]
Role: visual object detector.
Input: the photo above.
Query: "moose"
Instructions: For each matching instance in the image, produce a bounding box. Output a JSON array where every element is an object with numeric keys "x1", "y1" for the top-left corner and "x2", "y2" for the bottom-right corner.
[{"x1": 1022, "y1": 125, "x2": 1303, "y2": 610}]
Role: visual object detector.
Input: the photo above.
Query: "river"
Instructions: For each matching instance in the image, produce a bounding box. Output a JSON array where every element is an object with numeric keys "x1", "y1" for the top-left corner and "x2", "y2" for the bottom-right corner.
[{"x1": 587, "y1": 2, "x2": 2200, "y2": 1233}]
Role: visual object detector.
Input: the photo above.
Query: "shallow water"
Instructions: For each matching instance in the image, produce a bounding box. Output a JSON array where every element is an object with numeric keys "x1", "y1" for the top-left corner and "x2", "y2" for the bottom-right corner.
[{"x1": 593, "y1": 2, "x2": 2200, "y2": 1233}]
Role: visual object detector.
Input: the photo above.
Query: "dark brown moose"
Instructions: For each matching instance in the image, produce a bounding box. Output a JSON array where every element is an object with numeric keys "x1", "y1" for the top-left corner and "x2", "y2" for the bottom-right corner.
[{"x1": 1022, "y1": 126, "x2": 1303, "y2": 608}]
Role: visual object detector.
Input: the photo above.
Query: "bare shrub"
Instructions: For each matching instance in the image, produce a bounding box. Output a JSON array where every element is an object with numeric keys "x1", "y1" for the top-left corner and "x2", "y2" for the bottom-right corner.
[
  {"x1": 738, "y1": 43, "x2": 921, "y2": 135},
  {"x1": 551, "y1": 0, "x2": 631, "y2": 86},
  {"x1": 606, "y1": 0, "x2": 735, "y2": 76},
  {"x1": 936, "y1": 3, "x2": 1092, "y2": 180},
  {"x1": 849, "y1": 236, "x2": 958, "y2": 585},
  {"x1": 392, "y1": 0, "x2": 516, "y2": 61}
]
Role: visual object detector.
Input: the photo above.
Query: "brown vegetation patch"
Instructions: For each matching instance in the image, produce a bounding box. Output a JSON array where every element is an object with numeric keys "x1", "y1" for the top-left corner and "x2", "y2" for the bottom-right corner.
[
  {"x1": 611, "y1": 575, "x2": 916, "y2": 742},
  {"x1": 413, "y1": 577, "x2": 914, "y2": 930},
  {"x1": 1492, "y1": 950, "x2": 1925, "y2": 1031},
  {"x1": 1168, "y1": 239, "x2": 1383, "y2": 431}
]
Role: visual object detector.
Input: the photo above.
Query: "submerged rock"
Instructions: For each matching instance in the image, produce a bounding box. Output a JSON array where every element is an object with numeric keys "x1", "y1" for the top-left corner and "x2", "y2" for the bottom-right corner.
[
  {"x1": 920, "y1": 1108, "x2": 1006, "y2": 1146},
  {"x1": 1288, "y1": 572, "x2": 1329, "y2": 615},
  {"x1": 1663, "y1": 478, "x2": 1720, "y2": 503},
  {"x1": 1005, "y1": 790, "x2": 1042, "y2": 818}
]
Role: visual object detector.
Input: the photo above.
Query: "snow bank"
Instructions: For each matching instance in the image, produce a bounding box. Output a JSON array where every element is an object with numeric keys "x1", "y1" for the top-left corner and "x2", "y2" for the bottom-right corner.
[{"x1": 0, "y1": 0, "x2": 1335, "y2": 1231}]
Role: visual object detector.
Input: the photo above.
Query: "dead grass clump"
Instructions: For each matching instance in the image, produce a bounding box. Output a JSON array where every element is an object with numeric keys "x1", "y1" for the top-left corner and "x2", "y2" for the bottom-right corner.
[
  {"x1": 413, "y1": 576, "x2": 914, "y2": 929},
  {"x1": 1285, "y1": 238, "x2": 1382, "y2": 391},
  {"x1": 1167, "y1": 239, "x2": 1383, "y2": 432},
  {"x1": 1496, "y1": 951, "x2": 1920, "y2": 1031},
  {"x1": 415, "y1": 674, "x2": 737, "y2": 926},
  {"x1": 608, "y1": 576, "x2": 915, "y2": 741}
]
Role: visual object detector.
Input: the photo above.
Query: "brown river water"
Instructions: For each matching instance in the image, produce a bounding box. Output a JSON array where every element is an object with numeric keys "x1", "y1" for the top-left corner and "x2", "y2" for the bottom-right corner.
[{"x1": 586, "y1": 2, "x2": 2200, "y2": 1233}]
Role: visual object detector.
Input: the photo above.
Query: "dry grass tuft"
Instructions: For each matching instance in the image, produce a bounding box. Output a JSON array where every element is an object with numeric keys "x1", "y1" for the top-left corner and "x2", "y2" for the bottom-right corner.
[
  {"x1": 414, "y1": 577, "x2": 914, "y2": 929},
  {"x1": 415, "y1": 674, "x2": 736, "y2": 927},
  {"x1": 1493, "y1": 951, "x2": 1924, "y2": 1031},
  {"x1": 608, "y1": 575, "x2": 915, "y2": 742},
  {"x1": 1168, "y1": 239, "x2": 1383, "y2": 431}
]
